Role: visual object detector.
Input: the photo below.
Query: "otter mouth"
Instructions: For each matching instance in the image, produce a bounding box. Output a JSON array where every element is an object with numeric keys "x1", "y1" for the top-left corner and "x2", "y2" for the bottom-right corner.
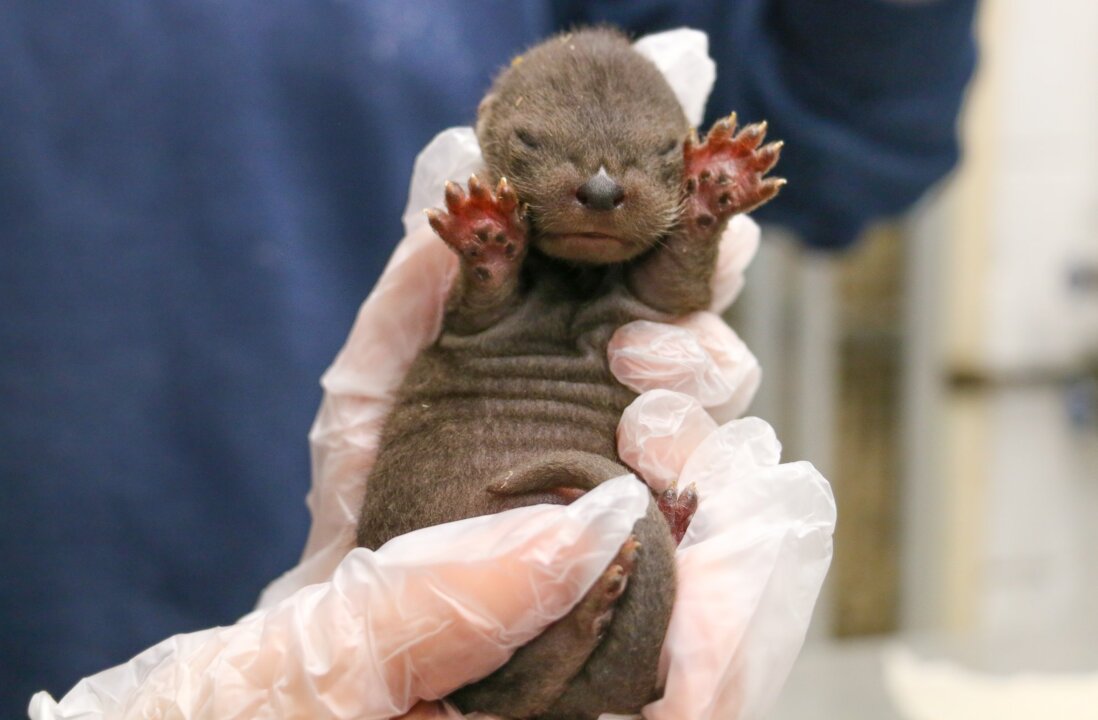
[
  {"x1": 547, "y1": 231, "x2": 627, "y2": 244},
  {"x1": 536, "y1": 230, "x2": 641, "y2": 263}
]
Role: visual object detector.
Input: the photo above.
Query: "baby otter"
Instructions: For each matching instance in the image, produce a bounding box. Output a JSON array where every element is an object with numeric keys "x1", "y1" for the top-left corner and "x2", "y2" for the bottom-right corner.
[{"x1": 356, "y1": 28, "x2": 782, "y2": 719}]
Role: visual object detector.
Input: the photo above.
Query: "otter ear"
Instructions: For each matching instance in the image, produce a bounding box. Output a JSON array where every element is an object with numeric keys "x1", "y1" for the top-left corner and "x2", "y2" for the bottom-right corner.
[{"x1": 475, "y1": 93, "x2": 497, "y2": 138}]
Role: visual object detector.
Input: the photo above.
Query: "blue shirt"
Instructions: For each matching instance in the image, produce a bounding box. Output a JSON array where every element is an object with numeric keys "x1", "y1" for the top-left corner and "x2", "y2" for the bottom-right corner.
[{"x1": 0, "y1": 0, "x2": 975, "y2": 710}]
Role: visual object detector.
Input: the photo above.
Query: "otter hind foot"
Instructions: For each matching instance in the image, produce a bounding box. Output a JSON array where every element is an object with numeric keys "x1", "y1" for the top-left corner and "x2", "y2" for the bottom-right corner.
[
  {"x1": 657, "y1": 482, "x2": 698, "y2": 545},
  {"x1": 450, "y1": 534, "x2": 641, "y2": 719}
]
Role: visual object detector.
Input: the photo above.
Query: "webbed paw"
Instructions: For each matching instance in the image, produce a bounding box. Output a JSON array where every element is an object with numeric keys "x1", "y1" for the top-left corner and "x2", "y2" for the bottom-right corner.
[
  {"x1": 683, "y1": 114, "x2": 784, "y2": 233},
  {"x1": 657, "y1": 483, "x2": 698, "y2": 545},
  {"x1": 426, "y1": 175, "x2": 527, "y2": 287}
]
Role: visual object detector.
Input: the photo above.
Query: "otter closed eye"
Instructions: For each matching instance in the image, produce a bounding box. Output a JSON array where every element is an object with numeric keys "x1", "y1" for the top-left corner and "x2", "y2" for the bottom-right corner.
[{"x1": 515, "y1": 128, "x2": 540, "y2": 149}]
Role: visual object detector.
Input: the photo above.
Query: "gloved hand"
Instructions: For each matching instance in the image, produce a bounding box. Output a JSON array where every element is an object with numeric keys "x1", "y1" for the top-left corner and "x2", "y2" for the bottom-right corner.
[{"x1": 29, "y1": 477, "x2": 649, "y2": 720}]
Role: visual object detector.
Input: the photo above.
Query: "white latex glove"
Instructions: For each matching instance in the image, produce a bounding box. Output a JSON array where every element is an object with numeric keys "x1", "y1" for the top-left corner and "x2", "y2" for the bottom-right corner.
[
  {"x1": 29, "y1": 478, "x2": 648, "y2": 720},
  {"x1": 610, "y1": 225, "x2": 837, "y2": 720},
  {"x1": 620, "y1": 398, "x2": 836, "y2": 720}
]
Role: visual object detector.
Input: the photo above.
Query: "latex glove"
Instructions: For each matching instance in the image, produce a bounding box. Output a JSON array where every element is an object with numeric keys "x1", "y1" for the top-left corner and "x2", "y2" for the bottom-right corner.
[
  {"x1": 29, "y1": 477, "x2": 649, "y2": 720},
  {"x1": 618, "y1": 397, "x2": 836, "y2": 720},
  {"x1": 610, "y1": 249, "x2": 836, "y2": 719}
]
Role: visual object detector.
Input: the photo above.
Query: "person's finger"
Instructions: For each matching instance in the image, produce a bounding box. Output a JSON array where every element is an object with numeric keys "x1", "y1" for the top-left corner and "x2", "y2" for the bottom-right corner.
[
  {"x1": 608, "y1": 312, "x2": 759, "y2": 417},
  {"x1": 617, "y1": 390, "x2": 717, "y2": 493},
  {"x1": 608, "y1": 320, "x2": 735, "y2": 406},
  {"x1": 672, "y1": 312, "x2": 761, "y2": 422},
  {"x1": 677, "y1": 417, "x2": 781, "y2": 537},
  {"x1": 709, "y1": 214, "x2": 761, "y2": 314}
]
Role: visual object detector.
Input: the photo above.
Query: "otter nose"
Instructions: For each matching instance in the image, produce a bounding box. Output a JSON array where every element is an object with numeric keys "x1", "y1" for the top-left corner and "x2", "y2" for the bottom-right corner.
[{"x1": 576, "y1": 167, "x2": 624, "y2": 211}]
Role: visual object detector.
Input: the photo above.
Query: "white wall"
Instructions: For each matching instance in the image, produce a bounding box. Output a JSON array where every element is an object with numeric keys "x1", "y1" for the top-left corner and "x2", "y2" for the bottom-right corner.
[
  {"x1": 978, "y1": 1, "x2": 1098, "y2": 372},
  {"x1": 904, "y1": 0, "x2": 1098, "y2": 637}
]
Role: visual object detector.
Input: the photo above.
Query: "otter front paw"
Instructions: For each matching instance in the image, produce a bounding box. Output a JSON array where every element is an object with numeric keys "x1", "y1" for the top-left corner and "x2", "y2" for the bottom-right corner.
[
  {"x1": 683, "y1": 114, "x2": 784, "y2": 232},
  {"x1": 658, "y1": 483, "x2": 698, "y2": 545},
  {"x1": 426, "y1": 175, "x2": 527, "y2": 287}
]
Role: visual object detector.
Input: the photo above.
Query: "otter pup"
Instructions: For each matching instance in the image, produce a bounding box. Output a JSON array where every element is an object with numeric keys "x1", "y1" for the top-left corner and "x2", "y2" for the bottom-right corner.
[{"x1": 356, "y1": 28, "x2": 782, "y2": 719}]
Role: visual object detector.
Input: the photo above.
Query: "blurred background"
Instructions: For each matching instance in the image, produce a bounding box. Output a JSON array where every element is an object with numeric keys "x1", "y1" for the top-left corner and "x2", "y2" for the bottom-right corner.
[
  {"x1": 3, "y1": 0, "x2": 1095, "y2": 718},
  {"x1": 750, "y1": 2, "x2": 1098, "y2": 717}
]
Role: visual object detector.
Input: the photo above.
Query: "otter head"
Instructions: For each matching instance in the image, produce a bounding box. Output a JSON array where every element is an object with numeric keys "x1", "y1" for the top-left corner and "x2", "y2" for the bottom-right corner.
[{"x1": 476, "y1": 29, "x2": 690, "y2": 264}]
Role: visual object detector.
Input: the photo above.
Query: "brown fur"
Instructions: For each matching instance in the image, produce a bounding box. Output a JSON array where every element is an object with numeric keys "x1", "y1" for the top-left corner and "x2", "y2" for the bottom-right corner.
[{"x1": 357, "y1": 28, "x2": 781, "y2": 719}]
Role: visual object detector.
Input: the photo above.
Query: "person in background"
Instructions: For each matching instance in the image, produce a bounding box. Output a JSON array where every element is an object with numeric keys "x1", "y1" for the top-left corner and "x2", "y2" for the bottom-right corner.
[{"x1": 0, "y1": 0, "x2": 977, "y2": 715}]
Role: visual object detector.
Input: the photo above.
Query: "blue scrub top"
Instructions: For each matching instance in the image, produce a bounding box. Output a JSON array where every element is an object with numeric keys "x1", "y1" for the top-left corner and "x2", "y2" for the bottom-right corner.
[{"x1": 0, "y1": 0, "x2": 975, "y2": 711}]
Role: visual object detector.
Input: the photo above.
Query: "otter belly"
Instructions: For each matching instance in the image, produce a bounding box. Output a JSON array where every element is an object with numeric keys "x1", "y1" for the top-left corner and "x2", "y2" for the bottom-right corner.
[{"x1": 358, "y1": 334, "x2": 638, "y2": 548}]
